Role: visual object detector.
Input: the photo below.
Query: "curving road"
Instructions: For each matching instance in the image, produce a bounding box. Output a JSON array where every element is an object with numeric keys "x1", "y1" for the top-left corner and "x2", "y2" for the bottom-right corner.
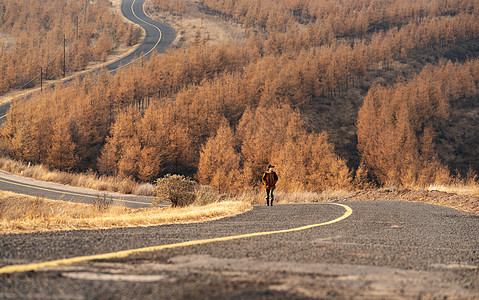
[
  {"x1": 0, "y1": 171, "x2": 155, "y2": 208},
  {"x1": 108, "y1": 0, "x2": 176, "y2": 72},
  {"x1": 0, "y1": 0, "x2": 175, "y2": 207},
  {"x1": 0, "y1": 201, "x2": 478, "y2": 298},
  {"x1": 0, "y1": 0, "x2": 175, "y2": 117},
  {"x1": 0, "y1": 0, "x2": 175, "y2": 118}
]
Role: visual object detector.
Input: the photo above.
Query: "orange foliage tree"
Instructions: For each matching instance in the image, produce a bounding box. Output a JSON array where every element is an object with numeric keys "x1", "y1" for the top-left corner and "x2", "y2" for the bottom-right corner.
[
  {"x1": 2, "y1": 0, "x2": 479, "y2": 193},
  {"x1": 0, "y1": 0, "x2": 133, "y2": 94},
  {"x1": 99, "y1": 102, "x2": 195, "y2": 182},
  {"x1": 198, "y1": 105, "x2": 352, "y2": 193},
  {"x1": 357, "y1": 60, "x2": 479, "y2": 187},
  {"x1": 197, "y1": 122, "x2": 241, "y2": 193}
]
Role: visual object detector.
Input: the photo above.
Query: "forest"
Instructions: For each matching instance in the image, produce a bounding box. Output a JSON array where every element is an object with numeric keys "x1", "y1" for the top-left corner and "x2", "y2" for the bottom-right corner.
[
  {"x1": 0, "y1": 0, "x2": 141, "y2": 94},
  {"x1": 1, "y1": 0, "x2": 479, "y2": 193}
]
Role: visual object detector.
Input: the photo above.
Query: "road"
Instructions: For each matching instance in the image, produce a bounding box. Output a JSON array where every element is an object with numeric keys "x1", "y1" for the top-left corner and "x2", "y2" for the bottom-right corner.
[
  {"x1": 0, "y1": 0, "x2": 176, "y2": 117},
  {"x1": 107, "y1": 0, "x2": 176, "y2": 72},
  {"x1": 0, "y1": 0, "x2": 175, "y2": 206},
  {"x1": 0, "y1": 201, "x2": 478, "y2": 299},
  {"x1": 0, "y1": 171, "x2": 155, "y2": 208}
]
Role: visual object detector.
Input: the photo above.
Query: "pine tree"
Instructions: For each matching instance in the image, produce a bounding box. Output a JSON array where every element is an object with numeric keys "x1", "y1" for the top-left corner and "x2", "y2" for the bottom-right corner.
[
  {"x1": 197, "y1": 122, "x2": 241, "y2": 193},
  {"x1": 47, "y1": 117, "x2": 78, "y2": 171}
]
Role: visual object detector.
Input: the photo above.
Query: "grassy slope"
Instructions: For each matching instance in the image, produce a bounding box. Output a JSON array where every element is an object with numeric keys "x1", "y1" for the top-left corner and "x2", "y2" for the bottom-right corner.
[
  {"x1": 0, "y1": 191, "x2": 251, "y2": 234},
  {"x1": 347, "y1": 188, "x2": 479, "y2": 214},
  {"x1": 300, "y1": 39, "x2": 479, "y2": 172}
]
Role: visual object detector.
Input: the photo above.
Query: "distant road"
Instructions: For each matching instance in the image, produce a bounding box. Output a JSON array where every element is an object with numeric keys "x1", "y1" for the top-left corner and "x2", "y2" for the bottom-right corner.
[
  {"x1": 0, "y1": 0, "x2": 176, "y2": 119},
  {"x1": 0, "y1": 0, "x2": 175, "y2": 206},
  {"x1": 107, "y1": 0, "x2": 176, "y2": 72}
]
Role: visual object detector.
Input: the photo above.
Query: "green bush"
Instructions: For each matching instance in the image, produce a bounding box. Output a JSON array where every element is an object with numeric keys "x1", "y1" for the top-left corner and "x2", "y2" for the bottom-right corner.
[{"x1": 153, "y1": 174, "x2": 197, "y2": 207}]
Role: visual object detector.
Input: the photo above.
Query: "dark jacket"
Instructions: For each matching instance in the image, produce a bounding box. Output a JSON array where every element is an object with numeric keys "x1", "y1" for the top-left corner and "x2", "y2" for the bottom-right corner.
[{"x1": 262, "y1": 171, "x2": 278, "y2": 190}]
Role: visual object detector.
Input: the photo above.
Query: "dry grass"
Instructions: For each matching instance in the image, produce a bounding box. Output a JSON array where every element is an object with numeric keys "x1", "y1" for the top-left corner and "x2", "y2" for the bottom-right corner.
[
  {"x1": 0, "y1": 186, "x2": 355, "y2": 234},
  {"x1": 0, "y1": 191, "x2": 251, "y2": 234},
  {"x1": 0, "y1": 157, "x2": 155, "y2": 196},
  {"x1": 144, "y1": 0, "x2": 247, "y2": 47},
  {"x1": 109, "y1": 0, "x2": 123, "y2": 17},
  {"x1": 0, "y1": 31, "x2": 16, "y2": 50},
  {"x1": 427, "y1": 183, "x2": 479, "y2": 198}
]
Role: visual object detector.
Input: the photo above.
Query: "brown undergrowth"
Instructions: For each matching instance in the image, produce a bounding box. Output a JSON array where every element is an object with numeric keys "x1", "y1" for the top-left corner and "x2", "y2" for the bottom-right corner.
[
  {"x1": 144, "y1": 0, "x2": 247, "y2": 47},
  {"x1": 0, "y1": 191, "x2": 251, "y2": 234}
]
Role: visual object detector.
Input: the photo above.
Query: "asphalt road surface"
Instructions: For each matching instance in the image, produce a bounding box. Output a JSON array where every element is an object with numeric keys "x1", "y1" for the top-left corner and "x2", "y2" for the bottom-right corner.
[
  {"x1": 1, "y1": 201, "x2": 478, "y2": 299},
  {"x1": 0, "y1": 0, "x2": 175, "y2": 119},
  {"x1": 107, "y1": 0, "x2": 176, "y2": 72},
  {"x1": 0, "y1": 171, "x2": 155, "y2": 208}
]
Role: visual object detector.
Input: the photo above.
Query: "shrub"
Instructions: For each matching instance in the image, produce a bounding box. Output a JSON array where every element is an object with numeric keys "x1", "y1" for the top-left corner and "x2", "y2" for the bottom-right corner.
[
  {"x1": 118, "y1": 178, "x2": 136, "y2": 194},
  {"x1": 132, "y1": 183, "x2": 156, "y2": 196},
  {"x1": 193, "y1": 185, "x2": 224, "y2": 206},
  {"x1": 92, "y1": 194, "x2": 114, "y2": 211},
  {"x1": 153, "y1": 174, "x2": 197, "y2": 207}
]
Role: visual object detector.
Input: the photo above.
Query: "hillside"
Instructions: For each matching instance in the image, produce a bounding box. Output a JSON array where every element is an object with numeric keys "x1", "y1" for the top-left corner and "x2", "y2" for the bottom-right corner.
[
  {"x1": 303, "y1": 38, "x2": 479, "y2": 172},
  {"x1": 0, "y1": 0, "x2": 141, "y2": 95},
  {"x1": 1, "y1": 0, "x2": 479, "y2": 192}
]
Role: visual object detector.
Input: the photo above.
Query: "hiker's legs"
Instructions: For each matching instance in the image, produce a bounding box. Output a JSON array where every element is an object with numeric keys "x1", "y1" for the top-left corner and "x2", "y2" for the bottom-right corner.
[{"x1": 265, "y1": 189, "x2": 275, "y2": 206}]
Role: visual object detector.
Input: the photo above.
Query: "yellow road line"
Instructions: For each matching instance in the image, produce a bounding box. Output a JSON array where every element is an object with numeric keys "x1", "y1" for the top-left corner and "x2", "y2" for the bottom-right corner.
[
  {"x1": 0, "y1": 203, "x2": 353, "y2": 274},
  {"x1": 0, "y1": 178, "x2": 152, "y2": 206},
  {"x1": 0, "y1": 1, "x2": 162, "y2": 204},
  {"x1": 112, "y1": 0, "x2": 163, "y2": 71},
  {"x1": 0, "y1": 1, "x2": 163, "y2": 200},
  {"x1": 0, "y1": 0, "x2": 164, "y2": 120}
]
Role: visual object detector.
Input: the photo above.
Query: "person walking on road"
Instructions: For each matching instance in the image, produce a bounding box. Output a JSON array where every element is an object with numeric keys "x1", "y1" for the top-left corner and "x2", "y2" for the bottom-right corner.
[{"x1": 262, "y1": 165, "x2": 278, "y2": 206}]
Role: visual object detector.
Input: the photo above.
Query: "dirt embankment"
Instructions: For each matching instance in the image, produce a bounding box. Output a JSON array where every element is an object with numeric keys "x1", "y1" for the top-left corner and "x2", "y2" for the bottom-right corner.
[{"x1": 346, "y1": 189, "x2": 479, "y2": 214}]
